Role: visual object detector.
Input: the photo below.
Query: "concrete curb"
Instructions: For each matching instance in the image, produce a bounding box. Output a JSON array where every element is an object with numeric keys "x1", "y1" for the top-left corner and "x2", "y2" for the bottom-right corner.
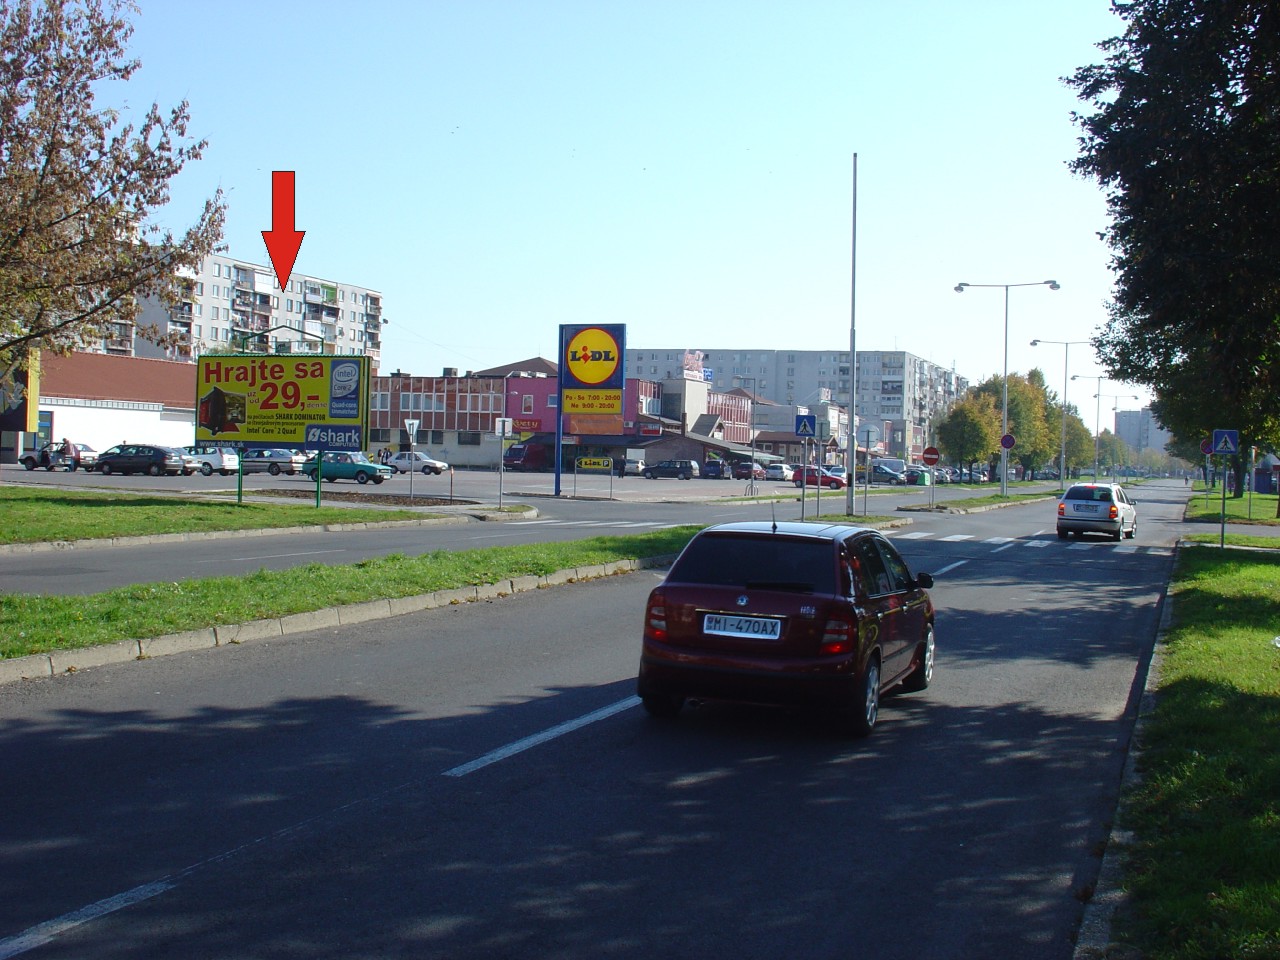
[
  {"x1": 0, "y1": 555, "x2": 677, "y2": 686},
  {"x1": 1071, "y1": 543, "x2": 1177, "y2": 959},
  {"x1": 898, "y1": 495, "x2": 1060, "y2": 515}
]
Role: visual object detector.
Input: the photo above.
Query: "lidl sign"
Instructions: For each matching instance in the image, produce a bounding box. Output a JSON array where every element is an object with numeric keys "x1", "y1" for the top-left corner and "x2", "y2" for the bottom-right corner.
[
  {"x1": 560, "y1": 323, "x2": 625, "y2": 414},
  {"x1": 195, "y1": 354, "x2": 370, "y2": 451}
]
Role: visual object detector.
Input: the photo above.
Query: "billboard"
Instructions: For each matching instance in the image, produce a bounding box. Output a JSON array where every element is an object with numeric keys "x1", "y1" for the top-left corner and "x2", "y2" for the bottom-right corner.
[
  {"x1": 195, "y1": 354, "x2": 369, "y2": 451},
  {"x1": 559, "y1": 324, "x2": 625, "y2": 415},
  {"x1": 0, "y1": 351, "x2": 38, "y2": 433}
]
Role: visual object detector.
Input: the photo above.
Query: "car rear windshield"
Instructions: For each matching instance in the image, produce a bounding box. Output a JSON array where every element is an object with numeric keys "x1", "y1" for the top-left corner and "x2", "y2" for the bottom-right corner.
[
  {"x1": 669, "y1": 534, "x2": 835, "y2": 594},
  {"x1": 1065, "y1": 486, "x2": 1112, "y2": 501}
]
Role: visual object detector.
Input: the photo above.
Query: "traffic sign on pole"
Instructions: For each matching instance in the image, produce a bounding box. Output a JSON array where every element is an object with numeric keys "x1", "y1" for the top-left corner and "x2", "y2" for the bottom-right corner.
[
  {"x1": 921, "y1": 446, "x2": 940, "y2": 466},
  {"x1": 795, "y1": 415, "x2": 816, "y2": 438},
  {"x1": 1212, "y1": 429, "x2": 1239, "y2": 455}
]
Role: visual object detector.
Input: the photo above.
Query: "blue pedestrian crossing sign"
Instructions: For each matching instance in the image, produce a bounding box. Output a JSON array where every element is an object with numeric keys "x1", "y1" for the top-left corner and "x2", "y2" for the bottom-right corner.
[
  {"x1": 1212, "y1": 429, "x2": 1239, "y2": 455},
  {"x1": 795, "y1": 414, "x2": 816, "y2": 438}
]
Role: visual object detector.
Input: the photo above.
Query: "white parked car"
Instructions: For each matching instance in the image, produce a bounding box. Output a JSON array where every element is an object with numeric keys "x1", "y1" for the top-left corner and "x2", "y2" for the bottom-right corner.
[
  {"x1": 623, "y1": 457, "x2": 646, "y2": 476},
  {"x1": 184, "y1": 445, "x2": 240, "y2": 476},
  {"x1": 764, "y1": 463, "x2": 794, "y2": 481},
  {"x1": 387, "y1": 450, "x2": 449, "y2": 475},
  {"x1": 241, "y1": 448, "x2": 308, "y2": 475}
]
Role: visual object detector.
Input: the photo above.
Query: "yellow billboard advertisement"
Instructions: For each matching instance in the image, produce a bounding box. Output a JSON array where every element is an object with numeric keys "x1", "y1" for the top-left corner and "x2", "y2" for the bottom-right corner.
[{"x1": 195, "y1": 355, "x2": 369, "y2": 451}]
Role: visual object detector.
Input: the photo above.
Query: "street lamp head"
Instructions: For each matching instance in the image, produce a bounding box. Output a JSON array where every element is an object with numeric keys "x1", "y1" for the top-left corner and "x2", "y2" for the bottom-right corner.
[
  {"x1": 1030, "y1": 339, "x2": 1041, "y2": 346},
  {"x1": 1046, "y1": 280, "x2": 1061, "y2": 290},
  {"x1": 954, "y1": 283, "x2": 968, "y2": 293}
]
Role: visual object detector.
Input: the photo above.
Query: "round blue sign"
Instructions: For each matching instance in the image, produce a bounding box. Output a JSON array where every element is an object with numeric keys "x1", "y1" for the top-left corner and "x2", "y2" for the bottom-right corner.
[{"x1": 1000, "y1": 434, "x2": 1016, "y2": 450}]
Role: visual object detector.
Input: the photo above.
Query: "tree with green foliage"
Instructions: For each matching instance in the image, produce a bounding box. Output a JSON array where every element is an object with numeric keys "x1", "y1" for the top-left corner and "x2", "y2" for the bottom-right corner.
[
  {"x1": 0, "y1": 0, "x2": 224, "y2": 385},
  {"x1": 1064, "y1": 415, "x2": 1096, "y2": 477},
  {"x1": 969, "y1": 373, "x2": 1053, "y2": 479},
  {"x1": 936, "y1": 393, "x2": 1000, "y2": 480},
  {"x1": 1067, "y1": 0, "x2": 1280, "y2": 496}
]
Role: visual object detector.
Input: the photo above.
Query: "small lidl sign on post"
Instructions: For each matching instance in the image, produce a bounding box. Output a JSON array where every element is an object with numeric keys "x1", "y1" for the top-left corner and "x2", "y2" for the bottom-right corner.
[
  {"x1": 795, "y1": 414, "x2": 816, "y2": 438},
  {"x1": 1212, "y1": 429, "x2": 1239, "y2": 455}
]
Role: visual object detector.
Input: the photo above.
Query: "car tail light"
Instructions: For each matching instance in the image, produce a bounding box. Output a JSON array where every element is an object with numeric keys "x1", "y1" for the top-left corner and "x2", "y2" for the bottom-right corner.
[
  {"x1": 1058, "y1": 502, "x2": 1066, "y2": 517},
  {"x1": 819, "y1": 614, "x2": 855, "y2": 656},
  {"x1": 644, "y1": 594, "x2": 668, "y2": 642},
  {"x1": 1108, "y1": 504, "x2": 1118, "y2": 520}
]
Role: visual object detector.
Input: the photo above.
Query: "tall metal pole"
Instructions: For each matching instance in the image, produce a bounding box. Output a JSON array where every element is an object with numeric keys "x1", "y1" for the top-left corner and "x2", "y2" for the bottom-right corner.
[
  {"x1": 1059, "y1": 344, "x2": 1069, "y2": 491},
  {"x1": 954, "y1": 280, "x2": 1059, "y2": 495},
  {"x1": 1000, "y1": 285, "x2": 1010, "y2": 497},
  {"x1": 845, "y1": 153, "x2": 858, "y2": 516}
]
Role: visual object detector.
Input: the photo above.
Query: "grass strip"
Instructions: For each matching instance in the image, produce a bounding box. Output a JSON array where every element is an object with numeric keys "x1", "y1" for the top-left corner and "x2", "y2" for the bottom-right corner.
[
  {"x1": 1184, "y1": 487, "x2": 1280, "y2": 525},
  {"x1": 0, "y1": 527, "x2": 702, "y2": 659},
  {"x1": 0, "y1": 486, "x2": 434, "y2": 545},
  {"x1": 1114, "y1": 546, "x2": 1280, "y2": 959},
  {"x1": 928, "y1": 491, "x2": 1057, "y2": 510}
]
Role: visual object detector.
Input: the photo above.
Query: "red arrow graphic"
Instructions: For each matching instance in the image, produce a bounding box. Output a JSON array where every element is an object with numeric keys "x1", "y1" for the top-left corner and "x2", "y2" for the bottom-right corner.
[{"x1": 261, "y1": 170, "x2": 305, "y2": 290}]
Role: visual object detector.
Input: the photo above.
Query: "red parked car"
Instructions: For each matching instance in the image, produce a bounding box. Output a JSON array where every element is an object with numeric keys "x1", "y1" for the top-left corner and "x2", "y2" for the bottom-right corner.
[
  {"x1": 732, "y1": 461, "x2": 765, "y2": 480},
  {"x1": 637, "y1": 521, "x2": 936, "y2": 736},
  {"x1": 793, "y1": 465, "x2": 846, "y2": 489}
]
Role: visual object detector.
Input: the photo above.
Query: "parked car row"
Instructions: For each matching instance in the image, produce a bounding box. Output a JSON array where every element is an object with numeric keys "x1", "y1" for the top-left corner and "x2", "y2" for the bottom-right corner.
[{"x1": 18, "y1": 443, "x2": 452, "y2": 484}]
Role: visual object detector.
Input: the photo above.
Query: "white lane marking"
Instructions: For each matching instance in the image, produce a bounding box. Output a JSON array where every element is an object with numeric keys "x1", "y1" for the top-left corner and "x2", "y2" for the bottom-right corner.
[
  {"x1": 893, "y1": 532, "x2": 933, "y2": 540},
  {"x1": 993, "y1": 542, "x2": 1017, "y2": 553},
  {"x1": 932, "y1": 560, "x2": 969, "y2": 576},
  {"x1": 194, "y1": 549, "x2": 346, "y2": 564},
  {"x1": 444, "y1": 696, "x2": 641, "y2": 778},
  {"x1": 939, "y1": 534, "x2": 973, "y2": 542},
  {"x1": 983, "y1": 537, "x2": 1015, "y2": 544},
  {"x1": 509, "y1": 519, "x2": 559, "y2": 525},
  {"x1": 0, "y1": 881, "x2": 174, "y2": 959},
  {"x1": 1023, "y1": 540, "x2": 1052, "y2": 548}
]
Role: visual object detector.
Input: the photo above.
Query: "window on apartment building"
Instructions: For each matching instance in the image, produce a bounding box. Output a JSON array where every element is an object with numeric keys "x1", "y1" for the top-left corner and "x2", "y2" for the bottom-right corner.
[
  {"x1": 371, "y1": 392, "x2": 389, "y2": 411},
  {"x1": 429, "y1": 430, "x2": 444, "y2": 445},
  {"x1": 458, "y1": 431, "x2": 481, "y2": 446},
  {"x1": 522, "y1": 395, "x2": 533, "y2": 414},
  {"x1": 195, "y1": 305, "x2": 203, "y2": 316},
  {"x1": 286, "y1": 299, "x2": 293, "y2": 312},
  {"x1": 272, "y1": 296, "x2": 279, "y2": 308},
  {"x1": 194, "y1": 282, "x2": 204, "y2": 295},
  {"x1": 193, "y1": 324, "x2": 202, "y2": 338}
]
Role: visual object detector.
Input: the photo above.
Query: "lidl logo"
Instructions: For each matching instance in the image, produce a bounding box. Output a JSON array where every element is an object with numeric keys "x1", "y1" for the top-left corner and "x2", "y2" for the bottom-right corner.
[{"x1": 564, "y1": 326, "x2": 621, "y2": 386}]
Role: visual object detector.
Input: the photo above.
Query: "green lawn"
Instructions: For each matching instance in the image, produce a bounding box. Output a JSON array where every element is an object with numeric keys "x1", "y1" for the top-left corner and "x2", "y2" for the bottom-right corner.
[
  {"x1": 1184, "y1": 486, "x2": 1280, "y2": 525},
  {"x1": 0, "y1": 486, "x2": 435, "y2": 545},
  {"x1": 1113, "y1": 547, "x2": 1280, "y2": 959},
  {"x1": 1, "y1": 527, "x2": 702, "y2": 659}
]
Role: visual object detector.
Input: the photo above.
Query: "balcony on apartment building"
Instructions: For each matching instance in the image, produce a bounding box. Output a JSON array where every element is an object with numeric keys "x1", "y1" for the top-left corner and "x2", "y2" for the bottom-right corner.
[{"x1": 366, "y1": 299, "x2": 382, "y2": 316}]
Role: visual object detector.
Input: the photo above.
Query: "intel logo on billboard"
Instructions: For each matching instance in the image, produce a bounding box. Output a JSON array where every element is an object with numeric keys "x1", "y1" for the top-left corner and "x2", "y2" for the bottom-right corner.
[
  {"x1": 329, "y1": 359, "x2": 362, "y2": 418},
  {"x1": 305, "y1": 424, "x2": 363, "y2": 451}
]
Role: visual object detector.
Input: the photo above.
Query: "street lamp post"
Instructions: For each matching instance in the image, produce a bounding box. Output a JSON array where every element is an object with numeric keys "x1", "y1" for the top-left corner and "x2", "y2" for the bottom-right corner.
[
  {"x1": 1095, "y1": 392, "x2": 1139, "y2": 479},
  {"x1": 1030, "y1": 338, "x2": 1086, "y2": 492},
  {"x1": 954, "y1": 280, "x2": 1060, "y2": 496},
  {"x1": 1072, "y1": 374, "x2": 1104, "y2": 479}
]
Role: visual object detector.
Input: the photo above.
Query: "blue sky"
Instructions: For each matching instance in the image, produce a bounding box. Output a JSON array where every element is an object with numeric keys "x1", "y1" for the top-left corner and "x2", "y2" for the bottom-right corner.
[{"x1": 126, "y1": 0, "x2": 1144, "y2": 425}]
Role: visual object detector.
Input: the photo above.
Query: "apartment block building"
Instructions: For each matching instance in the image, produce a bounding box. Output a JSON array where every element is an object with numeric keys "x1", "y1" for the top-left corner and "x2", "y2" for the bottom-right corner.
[
  {"x1": 1114, "y1": 407, "x2": 1173, "y2": 454},
  {"x1": 625, "y1": 347, "x2": 968, "y2": 460},
  {"x1": 93, "y1": 253, "x2": 385, "y2": 369}
]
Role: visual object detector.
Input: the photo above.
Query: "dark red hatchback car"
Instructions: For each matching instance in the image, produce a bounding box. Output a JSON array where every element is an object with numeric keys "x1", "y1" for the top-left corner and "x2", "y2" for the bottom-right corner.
[{"x1": 638, "y1": 521, "x2": 936, "y2": 735}]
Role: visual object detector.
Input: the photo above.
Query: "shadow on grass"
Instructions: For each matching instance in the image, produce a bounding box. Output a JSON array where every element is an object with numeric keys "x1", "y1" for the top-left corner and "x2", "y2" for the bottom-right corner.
[{"x1": 1115, "y1": 677, "x2": 1280, "y2": 958}]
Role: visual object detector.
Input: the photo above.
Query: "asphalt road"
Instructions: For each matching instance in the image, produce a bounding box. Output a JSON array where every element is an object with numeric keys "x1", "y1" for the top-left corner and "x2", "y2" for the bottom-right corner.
[
  {"x1": 0, "y1": 464, "x2": 1051, "y2": 596},
  {"x1": 0, "y1": 481, "x2": 1193, "y2": 959}
]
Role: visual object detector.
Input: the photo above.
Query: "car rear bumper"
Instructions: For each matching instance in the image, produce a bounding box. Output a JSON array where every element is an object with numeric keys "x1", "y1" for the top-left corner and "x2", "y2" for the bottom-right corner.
[
  {"x1": 638, "y1": 648, "x2": 858, "y2": 708},
  {"x1": 1057, "y1": 517, "x2": 1122, "y2": 535}
]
